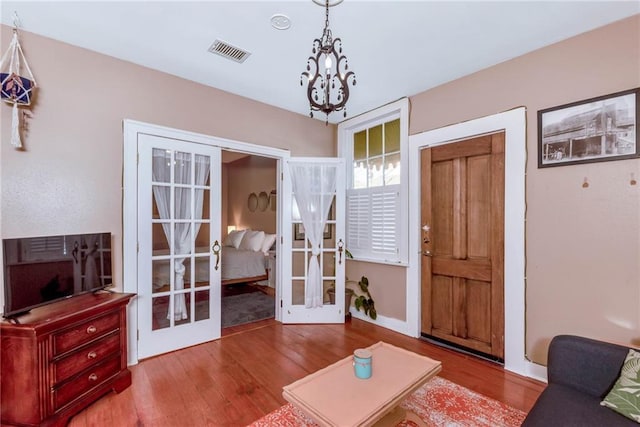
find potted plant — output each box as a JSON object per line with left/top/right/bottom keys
{"left": 326, "top": 275, "right": 377, "bottom": 321}
{"left": 352, "top": 276, "right": 377, "bottom": 320}
{"left": 326, "top": 284, "right": 356, "bottom": 320}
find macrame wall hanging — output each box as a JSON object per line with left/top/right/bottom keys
{"left": 1, "top": 13, "right": 37, "bottom": 148}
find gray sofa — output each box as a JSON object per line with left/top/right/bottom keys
{"left": 522, "top": 335, "right": 634, "bottom": 426}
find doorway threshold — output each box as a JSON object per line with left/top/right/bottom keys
{"left": 420, "top": 334, "right": 504, "bottom": 365}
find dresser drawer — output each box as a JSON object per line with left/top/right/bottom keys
{"left": 53, "top": 312, "right": 120, "bottom": 356}
{"left": 53, "top": 355, "right": 120, "bottom": 411}
{"left": 53, "top": 332, "right": 120, "bottom": 383}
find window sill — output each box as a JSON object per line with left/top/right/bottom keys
{"left": 346, "top": 257, "right": 408, "bottom": 268}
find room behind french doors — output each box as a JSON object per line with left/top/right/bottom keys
{"left": 136, "top": 133, "right": 221, "bottom": 359}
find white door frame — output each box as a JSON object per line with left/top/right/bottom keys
{"left": 407, "top": 108, "right": 542, "bottom": 379}
{"left": 123, "top": 120, "right": 290, "bottom": 365}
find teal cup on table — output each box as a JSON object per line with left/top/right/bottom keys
{"left": 353, "top": 348, "right": 372, "bottom": 379}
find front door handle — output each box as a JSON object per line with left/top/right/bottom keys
{"left": 422, "top": 250, "right": 433, "bottom": 257}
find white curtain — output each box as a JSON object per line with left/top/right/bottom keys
{"left": 289, "top": 162, "right": 338, "bottom": 308}
{"left": 152, "top": 150, "right": 210, "bottom": 321}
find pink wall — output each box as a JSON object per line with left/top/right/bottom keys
{"left": 225, "top": 155, "right": 277, "bottom": 234}
{"left": 0, "top": 27, "right": 334, "bottom": 313}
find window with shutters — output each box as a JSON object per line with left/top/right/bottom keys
{"left": 338, "top": 98, "right": 409, "bottom": 264}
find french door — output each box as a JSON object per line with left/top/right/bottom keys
{"left": 280, "top": 158, "right": 346, "bottom": 324}
{"left": 137, "top": 133, "right": 221, "bottom": 359}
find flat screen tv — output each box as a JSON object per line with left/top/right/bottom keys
{"left": 2, "top": 232, "right": 112, "bottom": 318}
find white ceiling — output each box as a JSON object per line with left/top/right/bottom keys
{"left": 1, "top": 1, "right": 638, "bottom": 124}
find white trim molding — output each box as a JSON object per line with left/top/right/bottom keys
{"left": 349, "top": 308, "right": 410, "bottom": 336}
{"left": 407, "top": 107, "right": 533, "bottom": 377}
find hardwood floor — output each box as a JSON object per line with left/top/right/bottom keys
{"left": 69, "top": 318, "right": 545, "bottom": 426}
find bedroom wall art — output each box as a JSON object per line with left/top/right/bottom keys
{"left": 257, "top": 191, "right": 269, "bottom": 211}
{"left": 247, "top": 192, "right": 258, "bottom": 212}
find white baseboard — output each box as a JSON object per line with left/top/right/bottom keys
{"left": 349, "top": 309, "right": 410, "bottom": 336}
{"left": 525, "top": 360, "right": 548, "bottom": 383}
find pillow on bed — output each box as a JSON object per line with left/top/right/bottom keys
{"left": 261, "top": 233, "right": 277, "bottom": 254}
{"left": 239, "top": 230, "right": 265, "bottom": 252}
{"left": 223, "top": 229, "right": 246, "bottom": 248}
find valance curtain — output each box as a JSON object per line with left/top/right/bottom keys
{"left": 152, "top": 150, "right": 210, "bottom": 321}
{"left": 289, "top": 162, "right": 338, "bottom": 308}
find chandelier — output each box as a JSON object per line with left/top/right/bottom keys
{"left": 300, "top": 0, "right": 356, "bottom": 123}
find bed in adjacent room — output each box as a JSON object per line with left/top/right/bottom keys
{"left": 152, "top": 229, "right": 277, "bottom": 289}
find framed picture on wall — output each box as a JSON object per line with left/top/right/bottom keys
{"left": 294, "top": 223, "right": 331, "bottom": 241}
{"left": 538, "top": 87, "right": 639, "bottom": 168}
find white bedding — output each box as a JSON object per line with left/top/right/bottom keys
{"left": 220, "top": 246, "right": 268, "bottom": 281}
{"left": 152, "top": 246, "right": 267, "bottom": 288}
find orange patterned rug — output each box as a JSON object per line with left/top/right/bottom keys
{"left": 249, "top": 376, "right": 526, "bottom": 427}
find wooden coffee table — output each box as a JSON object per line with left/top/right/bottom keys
{"left": 282, "top": 341, "right": 442, "bottom": 427}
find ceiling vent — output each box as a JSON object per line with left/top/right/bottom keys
{"left": 208, "top": 39, "right": 251, "bottom": 63}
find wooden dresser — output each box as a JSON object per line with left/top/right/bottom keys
{"left": 1, "top": 292, "right": 135, "bottom": 427}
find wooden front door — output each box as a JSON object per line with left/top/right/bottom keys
{"left": 420, "top": 132, "right": 505, "bottom": 360}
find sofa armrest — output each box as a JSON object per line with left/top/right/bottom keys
{"left": 547, "top": 335, "right": 629, "bottom": 398}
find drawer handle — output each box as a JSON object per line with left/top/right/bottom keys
{"left": 86, "top": 325, "right": 97, "bottom": 334}
{"left": 88, "top": 373, "right": 98, "bottom": 382}
{"left": 87, "top": 351, "right": 97, "bottom": 359}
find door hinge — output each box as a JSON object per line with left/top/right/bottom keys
{"left": 280, "top": 299, "right": 283, "bottom": 308}
{"left": 137, "top": 330, "right": 139, "bottom": 341}
{"left": 281, "top": 172, "right": 283, "bottom": 181}
{"left": 137, "top": 242, "right": 139, "bottom": 253}
{"left": 137, "top": 152, "right": 139, "bottom": 165}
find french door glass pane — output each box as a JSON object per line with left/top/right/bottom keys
{"left": 195, "top": 290, "right": 210, "bottom": 321}
{"left": 152, "top": 149, "right": 171, "bottom": 183}
{"left": 175, "top": 151, "right": 192, "bottom": 185}
{"left": 152, "top": 259, "right": 170, "bottom": 293}
{"left": 292, "top": 279, "right": 305, "bottom": 305}
{"left": 175, "top": 187, "right": 192, "bottom": 219}
{"left": 175, "top": 292, "right": 191, "bottom": 326}
{"left": 200, "top": 188, "right": 211, "bottom": 220}
{"left": 195, "top": 223, "right": 209, "bottom": 249}
{"left": 292, "top": 251, "right": 306, "bottom": 276}
{"left": 152, "top": 222, "right": 168, "bottom": 251}
{"left": 152, "top": 296, "right": 170, "bottom": 330}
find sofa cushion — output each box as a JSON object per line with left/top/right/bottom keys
{"left": 523, "top": 383, "right": 637, "bottom": 427}
{"left": 601, "top": 349, "right": 640, "bottom": 423}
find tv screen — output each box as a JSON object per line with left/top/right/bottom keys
{"left": 2, "top": 232, "right": 112, "bottom": 317}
